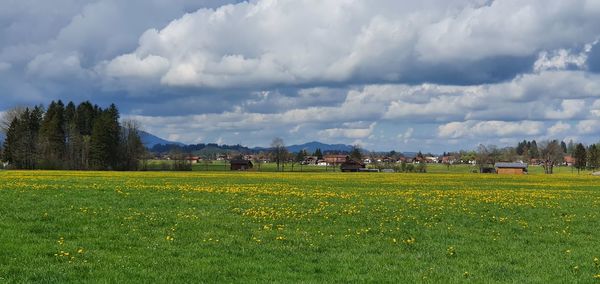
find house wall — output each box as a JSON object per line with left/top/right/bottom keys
{"left": 231, "top": 163, "right": 253, "bottom": 171}
{"left": 497, "top": 168, "right": 524, "bottom": 175}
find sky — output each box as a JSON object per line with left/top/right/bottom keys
{"left": 1, "top": 0, "right": 600, "bottom": 152}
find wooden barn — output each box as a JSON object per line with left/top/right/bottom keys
{"left": 494, "top": 162, "right": 528, "bottom": 175}
{"left": 230, "top": 159, "right": 253, "bottom": 171}
{"left": 340, "top": 158, "right": 366, "bottom": 172}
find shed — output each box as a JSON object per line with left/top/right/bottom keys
{"left": 340, "top": 159, "right": 366, "bottom": 172}
{"left": 230, "top": 159, "right": 253, "bottom": 171}
{"left": 494, "top": 162, "right": 528, "bottom": 175}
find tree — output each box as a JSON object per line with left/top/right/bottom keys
{"left": 39, "top": 101, "right": 66, "bottom": 169}
{"left": 169, "top": 148, "right": 192, "bottom": 171}
{"left": 573, "top": 143, "right": 587, "bottom": 174}
{"left": 540, "top": 140, "right": 564, "bottom": 174}
{"left": 0, "top": 106, "right": 26, "bottom": 134}
{"left": 76, "top": 101, "right": 98, "bottom": 136}
{"left": 499, "top": 147, "right": 517, "bottom": 162}
{"left": 350, "top": 145, "right": 362, "bottom": 161}
{"left": 476, "top": 144, "right": 499, "bottom": 172}
{"left": 295, "top": 150, "right": 307, "bottom": 172}
{"left": 79, "top": 102, "right": 104, "bottom": 169}
{"left": 3, "top": 101, "right": 145, "bottom": 171}
{"left": 89, "top": 105, "right": 121, "bottom": 170}
{"left": 516, "top": 140, "right": 527, "bottom": 156}
{"left": 529, "top": 140, "right": 539, "bottom": 159}
{"left": 64, "top": 102, "right": 84, "bottom": 169}
{"left": 567, "top": 140, "right": 575, "bottom": 155}
{"left": 3, "top": 108, "right": 42, "bottom": 169}
{"left": 560, "top": 141, "right": 568, "bottom": 154}
{"left": 119, "top": 119, "right": 145, "bottom": 171}
{"left": 271, "top": 137, "right": 287, "bottom": 172}
{"left": 314, "top": 148, "right": 323, "bottom": 160}
{"left": 460, "top": 151, "right": 476, "bottom": 164}
{"left": 588, "top": 144, "right": 600, "bottom": 170}
{"left": 1, "top": 117, "right": 19, "bottom": 165}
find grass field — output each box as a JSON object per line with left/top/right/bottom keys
{"left": 182, "top": 160, "right": 587, "bottom": 175}
{"left": 1, "top": 170, "right": 600, "bottom": 282}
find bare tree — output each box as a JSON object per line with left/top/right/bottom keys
{"left": 271, "top": 137, "right": 287, "bottom": 172}
{"left": 540, "top": 140, "right": 564, "bottom": 174}
{"left": 1, "top": 106, "right": 26, "bottom": 134}
{"left": 476, "top": 144, "right": 500, "bottom": 172}
{"left": 120, "top": 119, "right": 146, "bottom": 171}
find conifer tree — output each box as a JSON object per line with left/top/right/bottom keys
{"left": 314, "top": 148, "right": 323, "bottom": 160}
{"left": 89, "top": 105, "right": 121, "bottom": 170}
{"left": 588, "top": 144, "right": 600, "bottom": 170}
{"left": 39, "top": 101, "right": 66, "bottom": 168}
{"left": 573, "top": 143, "right": 587, "bottom": 173}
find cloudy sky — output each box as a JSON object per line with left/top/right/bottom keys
{"left": 2, "top": 0, "right": 600, "bottom": 152}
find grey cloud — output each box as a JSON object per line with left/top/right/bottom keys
{"left": 102, "top": 0, "right": 600, "bottom": 89}
{"left": 2, "top": 0, "right": 600, "bottom": 152}
{"left": 588, "top": 42, "right": 600, "bottom": 73}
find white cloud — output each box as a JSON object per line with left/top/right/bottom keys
{"left": 318, "top": 123, "right": 376, "bottom": 140}
{"left": 547, "top": 121, "right": 572, "bottom": 136}
{"left": 438, "top": 121, "right": 544, "bottom": 139}
{"left": 124, "top": 67, "right": 600, "bottom": 149}
{"left": 4, "top": 0, "right": 600, "bottom": 151}
{"left": 545, "top": 100, "right": 586, "bottom": 120}
{"left": 102, "top": 54, "right": 170, "bottom": 78}
{"left": 101, "top": 0, "right": 600, "bottom": 88}
{"left": 26, "top": 53, "right": 88, "bottom": 78}
{"left": 398, "top": 128, "right": 414, "bottom": 144}
{"left": 576, "top": 120, "right": 600, "bottom": 135}
{"left": 534, "top": 49, "right": 589, "bottom": 72}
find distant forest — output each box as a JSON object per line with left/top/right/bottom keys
{"left": 150, "top": 143, "right": 254, "bottom": 156}
{"left": 1, "top": 101, "right": 144, "bottom": 170}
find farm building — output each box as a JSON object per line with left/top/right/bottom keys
{"left": 324, "top": 155, "right": 348, "bottom": 165}
{"left": 494, "top": 162, "right": 528, "bottom": 175}
{"left": 230, "top": 159, "right": 253, "bottom": 171}
{"left": 185, "top": 156, "right": 200, "bottom": 164}
{"left": 340, "top": 159, "right": 366, "bottom": 172}
{"left": 563, "top": 155, "right": 575, "bottom": 166}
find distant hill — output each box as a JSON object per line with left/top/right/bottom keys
{"left": 0, "top": 130, "right": 180, "bottom": 149}
{"left": 139, "top": 131, "right": 185, "bottom": 148}
{"left": 402, "top": 152, "right": 419, "bottom": 158}
{"left": 285, "top": 141, "right": 354, "bottom": 153}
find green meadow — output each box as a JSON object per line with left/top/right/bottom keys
{"left": 1, "top": 170, "right": 599, "bottom": 282}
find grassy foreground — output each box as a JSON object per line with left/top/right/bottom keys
{"left": 1, "top": 171, "right": 600, "bottom": 282}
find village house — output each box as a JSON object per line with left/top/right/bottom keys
{"left": 530, "top": 159, "right": 542, "bottom": 165}
{"left": 425, "top": 156, "right": 439, "bottom": 163}
{"left": 185, "top": 156, "right": 201, "bottom": 164}
{"left": 381, "top": 157, "right": 395, "bottom": 163}
{"left": 495, "top": 162, "right": 528, "bottom": 175}
{"left": 324, "top": 154, "right": 348, "bottom": 165}
{"left": 340, "top": 158, "right": 366, "bottom": 172}
{"left": 441, "top": 156, "right": 457, "bottom": 164}
{"left": 563, "top": 155, "right": 575, "bottom": 166}
{"left": 302, "top": 156, "right": 319, "bottom": 165}
{"left": 230, "top": 159, "right": 253, "bottom": 171}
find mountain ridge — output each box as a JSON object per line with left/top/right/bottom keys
{"left": 285, "top": 141, "right": 354, "bottom": 153}
{"left": 139, "top": 131, "right": 185, "bottom": 148}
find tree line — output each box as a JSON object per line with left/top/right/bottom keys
{"left": 1, "top": 101, "right": 144, "bottom": 170}
{"left": 572, "top": 142, "right": 600, "bottom": 173}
